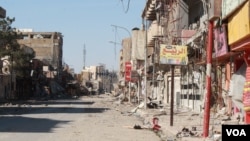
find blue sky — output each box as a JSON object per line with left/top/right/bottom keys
{"left": 1, "top": 0, "right": 146, "bottom": 73}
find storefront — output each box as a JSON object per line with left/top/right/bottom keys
{"left": 226, "top": 0, "right": 250, "bottom": 123}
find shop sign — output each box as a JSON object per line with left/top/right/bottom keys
{"left": 125, "top": 62, "right": 131, "bottom": 81}
{"left": 214, "top": 25, "right": 229, "bottom": 57}
{"left": 159, "top": 44, "right": 188, "bottom": 65}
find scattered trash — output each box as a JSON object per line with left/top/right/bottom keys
{"left": 212, "top": 134, "right": 222, "bottom": 141}
{"left": 222, "top": 116, "right": 231, "bottom": 121}
{"left": 152, "top": 117, "right": 161, "bottom": 131}
{"left": 123, "top": 124, "right": 148, "bottom": 130}
{"left": 176, "top": 127, "right": 198, "bottom": 138}
{"left": 192, "top": 126, "right": 196, "bottom": 131}
{"left": 147, "top": 102, "right": 158, "bottom": 109}
{"left": 131, "top": 102, "right": 144, "bottom": 113}
{"left": 147, "top": 97, "right": 158, "bottom": 109}
{"left": 133, "top": 124, "right": 142, "bottom": 129}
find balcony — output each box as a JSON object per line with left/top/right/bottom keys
{"left": 142, "top": 0, "right": 157, "bottom": 21}
{"left": 147, "top": 20, "right": 163, "bottom": 47}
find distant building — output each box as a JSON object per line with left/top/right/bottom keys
{"left": 17, "top": 32, "right": 63, "bottom": 75}
{"left": 120, "top": 37, "right": 131, "bottom": 79}
{"left": 0, "top": 7, "right": 6, "bottom": 18}
{"left": 15, "top": 28, "right": 33, "bottom": 32}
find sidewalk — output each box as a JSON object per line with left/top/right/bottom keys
{"left": 133, "top": 104, "right": 227, "bottom": 141}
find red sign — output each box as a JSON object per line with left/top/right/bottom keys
{"left": 125, "top": 62, "right": 131, "bottom": 81}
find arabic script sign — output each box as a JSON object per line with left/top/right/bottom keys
{"left": 159, "top": 44, "right": 188, "bottom": 65}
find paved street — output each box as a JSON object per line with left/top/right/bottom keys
{"left": 0, "top": 94, "right": 161, "bottom": 141}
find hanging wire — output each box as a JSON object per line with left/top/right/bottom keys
{"left": 112, "top": 26, "right": 123, "bottom": 44}
{"left": 114, "top": 27, "right": 117, "bottom": 60}
{"left": 120, "top": 0, "right": 131, "bottom": 13}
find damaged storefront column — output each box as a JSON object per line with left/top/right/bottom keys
{"left": 243, "top": 51, "right": 250, "bottom": 123}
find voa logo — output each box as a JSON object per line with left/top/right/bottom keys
{"left": 222, "top": 125, "right": 249, "bottom": 140}
{"left": 226, "top": 129, "right": 246, "bottom": 136}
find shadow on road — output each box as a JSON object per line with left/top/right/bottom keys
{"left": 9, "top": 100, "right": 95, "bottom": 106}
{"left": 0, "top": 107, "right": 110, "bottom": 115}
{"left": 0, "top": 116, "right": 70, "bottom": 133}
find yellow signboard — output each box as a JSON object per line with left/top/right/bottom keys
{"left": 228, "top": 1, "right": 250, "bottom": 45}
{"left": 159, "top": 44, "right": 188, "bottom": 65}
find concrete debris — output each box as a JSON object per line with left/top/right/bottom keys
{"left": 114, "top": 100, "right": 122, "bottom": 105}
{"left": 114, "top": 94, "right": 250, "bottom": 141}
{"left": 130, "top": 102, "right": 144, "bottom": 113}
{"left": 115, "top": 93, "right": 124, "bottom": 99}
{"left": 146, "top": 97, "right": 162, "bottom": 109}
{"left": 176, "top": 127, "right": 200, "bottom": 138}
{"left": 191, "top": 113, "right": 199, "bottom": 116}
{"left": 153, "top": 109, "right": 167, "bottom": 116}
{"left": 221, "top": 119, "right": 239, "bottom": 125}
{"left": 212, "top": 134, "right": 222, "bottom": 141}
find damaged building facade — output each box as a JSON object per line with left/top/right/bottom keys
{"left": 119, "top": 28, "right": 145, "bottom": 102}
{"left": 119, "top": 0, "right": 250, "bottom": 124}
{"left": 17, "top": 31, "right": 63, "bottom": 75}
{"left": 142, "top": 0, "right": 189, "bottom": 109}
{"left": 0, "top": 6, "right": 16, "bottom": 100}
{"left": 15, "top": 31, "right": 64, "bottom": 99}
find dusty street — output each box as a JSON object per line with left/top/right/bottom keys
{"left": 0, "top": 94, "right": 161, "bottom": 141}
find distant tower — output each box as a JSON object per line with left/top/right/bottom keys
{"left": 83, "top": 44, "right": 86, "bottom": 69}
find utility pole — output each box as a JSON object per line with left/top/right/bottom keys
{"left": 203, "top": 20, "right": 213, "bottom": 137}
{"left": 109, "top": 41, "right": 121, "bottom": 61}
{"left": 144, "top": 19, "right": 148, "bottom": 109}
{"left": 111, "top": 24, "right": 132, "bottom": 103}
{"left": 111, "top": 24, "right": 131, "bottom": 60}
{"left": 170, "top": 65, "right": 175, "bottom": 126}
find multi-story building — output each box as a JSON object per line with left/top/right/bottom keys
{"left": 80, "top": 65, "right": 118, "bottom": 94}
{"left": 119, "top": 28, "right": 146, "bottom": 102}
{"left": 120, "top": 37, "right": 131, "bottom": 82}
{"left": 120, "top": 29, "right": 145, "bottom": 79}
{"left": 17, "top": 31, "right": 63, "bottom": 77}
{"left": 17, "top": 31, "right": 63, "bottom": 70}
{"left": 139, "top": 0, "right": 250, "bottom": 129}
{"left": 141, "top": 0, "right": 190, "bottom": 107}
